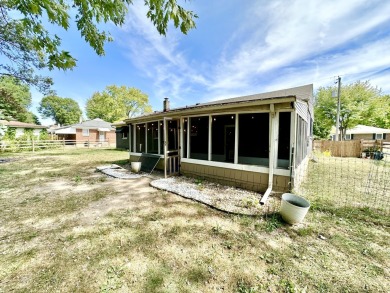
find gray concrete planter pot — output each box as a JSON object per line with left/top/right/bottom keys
{"left": 280, "top": 193, "right": 310, "bottom": 224}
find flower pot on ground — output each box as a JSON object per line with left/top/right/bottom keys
{"left": 280, "top": 193, "right": 310, "bottom": 224}
{"left": 131, "top": 162, "right": 142, "bottom": 173}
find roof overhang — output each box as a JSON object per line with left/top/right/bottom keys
{"left": 125, "top": 96, "right": 296, "bottom": 124}
{"left": 55, "top": 127, "right": 76, "bottom": 134}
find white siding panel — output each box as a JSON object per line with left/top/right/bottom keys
{"left": 295, "top": 101, "right": 309, "bottom": 122}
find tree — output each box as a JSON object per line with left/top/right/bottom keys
{"left": 314, "top": 81, "right": 382, "bottom": 139}
{"left": 86, "top": 85, "right": 152, "bottom": 122}
{"left": 38, "top": 95, "right": 82, "bottom": 125}
{"left": 0, "top": 1, "right": 197, "bottom": 93}
{"left": 0, "top": 76, "right": 39, "bottom": 123}
{"left": 368, "top": 95, "right": 390, "bottom": 129}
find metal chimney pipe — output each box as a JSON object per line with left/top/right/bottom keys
{"left": 163, "top": 98, "right": 170, "bottom": 112}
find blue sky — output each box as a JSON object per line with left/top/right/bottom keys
{"left": 31, "top": 0, "right": 390, "bottom": 125}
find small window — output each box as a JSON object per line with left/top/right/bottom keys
{"left": 82, "top": 129, "right": 89, "bottom": 137}
{"left": 375, "top": 133, "right": 383, "bottom": 140}
{"left": 345, "top": 134, "right": 351, "bottom": 140}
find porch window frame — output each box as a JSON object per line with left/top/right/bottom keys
{"left": 182, "top": 110, "right": 287, "bottom": 171}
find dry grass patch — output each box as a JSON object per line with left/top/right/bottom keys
{"left": 0, "top": 149, "right": 389, "bottom": 292}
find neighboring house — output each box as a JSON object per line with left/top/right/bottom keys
{"left": 54, "top": 118, "right": 116, "bottom": 145}
{"left": 330, "top": 125, "right": 390, "bottom": 142}
{"left": 0, "top": 120, "right": 47, "bottom": 139}
{"left": 124, "top": 84, "right": 314, "bottom": 194}
{"left": 112, "top": 121, "right": 130, "bottom": 149}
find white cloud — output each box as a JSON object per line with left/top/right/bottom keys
{"left": 114, "top": 0, "right": 390, "bottom": 107}
{"left": 210, "top": 0, "right": 390, "bottom": 92}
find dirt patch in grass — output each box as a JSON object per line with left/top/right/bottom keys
{"left": 0, "top": 149, "right": 389, "bottom": 292}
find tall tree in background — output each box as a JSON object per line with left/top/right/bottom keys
{"left": 314, "top": 80, "right": 384, "bottom": 139}
{"left": 0, "top": 1, "right": 197, "bottom": 93}
{"left": 86, "top": 85, "right": 152, "bottom": 123}
{"left": 0, "top": 76, "right": 39, "bottom": 123}
{"left": 367, "top": 95, "right": 390, "bottom": 129}
{"left": 38, "top": 95, "right": 82, "bottom": 125}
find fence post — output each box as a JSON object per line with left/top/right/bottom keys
{"left": 63, "top": 138, "right": 65, "bottom": 151}
{"left": 32, "top": 138, "right": 35, "bottom": 153}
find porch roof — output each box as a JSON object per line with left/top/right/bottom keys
{"left": 125, "top": 84, "right": 313, "bottom": 123}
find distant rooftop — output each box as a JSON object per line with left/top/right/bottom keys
{"left": 346, "top": 125, "right": 390, "bottom": 134}
{"left": 56, "top": 118, "right": 114, "bottom": 130}
{"left": 0, "top": 120, "right": 47, "bottom": 129}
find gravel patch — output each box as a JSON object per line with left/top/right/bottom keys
{"left": 151, "top": 176, "right": 280, "bottom": 216}
{"left": 96, "top": 164, "right": 143, "bottom": 179}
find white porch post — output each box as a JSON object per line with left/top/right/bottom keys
{"left": 164, "top": 118, "right": 168, "bottom": 178}
{"left": 271, "top": 111, "right": 278, "bottom": 169}
{"left": 187, "top": 118, "right": 190, "bottom": 158}
{"left": 208, "top": 115, "right": 212, "bottom": 161}
{"left": 133, "top": 124, "right": 136, "bottom": 152}
{"left": 180, "top": 118, "right": 184, "bottom": 158}
{"left": 234, "top": 113, "right": 239, "bottom": 164}
{"left": 127, "top": 125, "right": 133, "bottom": 153}
{"left": 158, "top": 120, "right": 161, "bottom": 155}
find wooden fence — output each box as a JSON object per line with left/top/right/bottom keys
{"left": 0, "top": 139, "right": 114, "bottom": 153}
{"left": 313, "top": 139, "right": 389, "bottom": 157}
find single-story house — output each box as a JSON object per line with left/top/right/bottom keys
{"left": 330, "top": 125, "right": 390, "bottom": 142}
{"left": 112, "top": 121, "right": 129, "bottom": 149}
{"left": 0, "top": 120, "right": 47, "bottom": 139}
{"left": 54, "top": 118, "right": 116, "bottom": 145}
{"left": 124, "top": 84, "right": 314, "bottom": 196}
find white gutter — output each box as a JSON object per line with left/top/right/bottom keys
{"left": 260, "top": 104, "right": 276, "bottom": 205}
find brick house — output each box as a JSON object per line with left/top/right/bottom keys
{"left": 55, "top": 118, "right": 116, "bottom": 146}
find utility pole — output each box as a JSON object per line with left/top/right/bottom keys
{"left": 335, "top": 76, "right": 341, "bottom": 141}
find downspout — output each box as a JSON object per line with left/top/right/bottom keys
{"left": 260, "top": 104, "right": 276, "bottom": 205}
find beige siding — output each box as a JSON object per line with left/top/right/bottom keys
{"left": 131, "top": 155, "right": 290, "bottom": 192}
{"left": 180, "top": 162, "right": 289, "bottom": 193}
{"left": 353, "top": 134, "right": 373, "bottom": 140}
{"left": 352, "top": 133, "right": 390, "bottom": 142}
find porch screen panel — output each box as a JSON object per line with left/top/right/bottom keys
{"left": 277, "top": 112, "right": 291, "bottom": 169}
{"left": 211, "top": 114, "right": 236, "bottom": 163}
{"left": 182, "top": 119, "right": 188, "bottom": 158}
{"left": 146, "top": 121, "right": 158, "bottom": 154}
{"left": 167, "top": 120, "right": 178, "bottom": 151}
{"left": 159, "top": 121, "right": 164, "bottom": 154}
{"left": 189, "top": 116, "right": 209, "bottom": 160}
{"left": 295, "top": 116, "right": 308, "bottom": 167}
{"left": 135, "top": 123, "right": 146, "bottom": 153}
{"left": 238, "top": 113, "right": 269, "bottom": 166}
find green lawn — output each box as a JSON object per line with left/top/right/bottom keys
{"left": 0, "top": 149, "right": 389, "bottom": 292}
